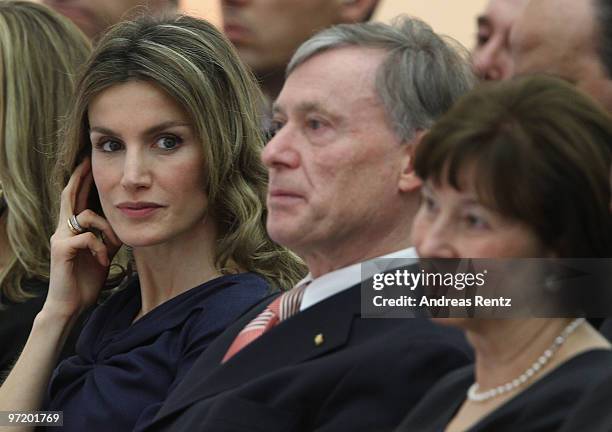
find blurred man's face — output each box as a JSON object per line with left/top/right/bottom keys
{"left": 511, "top": 0, "right": 612, "bottom": 111}
{"left": 472, "top": 0, "right": 529, "bottom": 81}
{"left": 43, "top": 0, "right": 175, "bottom": 39}
{"left": 221, "top": 0, "right": 344, "bottom": 77}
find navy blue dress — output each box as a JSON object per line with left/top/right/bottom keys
{"left": 395, "top": 349, "right": 612, "bottom": 432}
{"left": 0, "top": 279, "right": 83, "bottom": 376}
{"left": 43, "top": 273, "right": 270, "bottom": 432}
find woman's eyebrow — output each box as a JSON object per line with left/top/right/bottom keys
{"left": 89, "top": 121, "right": 192, "bottom": 137}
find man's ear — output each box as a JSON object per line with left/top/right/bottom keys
{"left": 336, "top": 0, "right": 380, "bottom": 23}
{"left": 398, "top": 130, "right": 427, "bottom": 193}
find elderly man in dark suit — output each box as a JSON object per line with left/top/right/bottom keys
{"left": 141, "top": 17, "right": 476, "bottom": 432}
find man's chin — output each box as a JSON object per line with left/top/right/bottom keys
{"left": 266, "top": 223, "right": 303, "bottom": 249}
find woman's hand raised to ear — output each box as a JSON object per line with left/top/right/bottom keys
{"left": 0, "top": 158, "right": 123, "bottom": 424}
{"left": 45, "top": 157, "right": 123, "bottom": 319}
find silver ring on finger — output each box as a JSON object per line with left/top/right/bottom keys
{"left": 67, "top": 214, "right": 86, "bottom": 235}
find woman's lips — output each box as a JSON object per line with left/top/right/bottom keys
{"left": 116, "top": 203, "right": 164, "bottom": 218}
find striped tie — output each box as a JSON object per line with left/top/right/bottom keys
{"left": 222, "top": 282, "right": 309, "bottom": 363}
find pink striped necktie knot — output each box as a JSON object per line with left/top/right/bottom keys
{"left": 222, "top": 281, "right": 309, "bottom": 363}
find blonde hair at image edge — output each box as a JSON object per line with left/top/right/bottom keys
{"left": 0, "top": 1, "right": 91, "bottom": 303}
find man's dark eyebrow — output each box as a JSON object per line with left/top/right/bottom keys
{"left": 477, "top": 15, "right": 490, "bottom": 27}
{"left": 89, "top": 121, "right": 192, "bottom": 136}
{"left": 271, "top": 103, "right": 284, "bottom": 116}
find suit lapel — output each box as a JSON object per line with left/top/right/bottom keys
{"left": 161, "top": 284, "right": 361, "bottom": 417}
{"left": 185, "top": 293, "right": 278, "bottom": 378}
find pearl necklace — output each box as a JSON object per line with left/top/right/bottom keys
{"left": 467, "top": 318, "right": 585, "bottom": 402}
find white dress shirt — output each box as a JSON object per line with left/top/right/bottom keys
{"left": 299, "top": 247, "right": 418, "bottom": 311}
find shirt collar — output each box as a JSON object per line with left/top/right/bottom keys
{"left": 299, "top": 247, "right": 418, "bottom": 311}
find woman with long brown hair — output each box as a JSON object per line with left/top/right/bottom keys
{"left": 0, "top": 14, "right": 305, "bottom": 432}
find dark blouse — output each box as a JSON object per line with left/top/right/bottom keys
{"left": 396, "top": 349, "right": 612, "bottom": 432}
{"left": 598, "top": 318, "right": 612, "bottom": 341}
{"left": 558, "top": 369, "right": 612, "bottom": 432}
{"left": 43, "top": 273, "right": 270, "bottom": 432}
{"left": 0, "top": 280, "right": 81, "bottom": 376}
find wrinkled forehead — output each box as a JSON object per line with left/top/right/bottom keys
{"left": 276, "top": 47, "right": 387, "bottom": 114}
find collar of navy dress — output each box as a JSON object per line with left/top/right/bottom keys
{"left": 42, "top": 272, "right": 271, "bottom": 432}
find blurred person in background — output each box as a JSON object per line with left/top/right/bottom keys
{"left": 396, "top": 76, "right": 612, "bottom": 432}
{"left": 0, "top": 0, "right": 90, "bottom": 376}
{"left": 511, "top": 0, "right": 612, "bottom": 112}
{"left": 472, "top": 0, "right": 529, "bottom": 80}
{"left": 544, "top": 4, "right": 612, "bottom": 429}
{"left": 0, "top": 14, "right": 305, "bottom": 432}
{"left": 511, "top": 0, "right": 612, "bottom": 341}
{"left": 513, "top": 9, "right": 612, "bottom": 429}
{"left": 220, "top": 0, "right": 380, "bottom": 124}
{"left": 42, "top": 0, "right": 178, "bottom": 39}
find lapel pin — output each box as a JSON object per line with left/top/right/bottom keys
{"left": 314, "top": 333, "right": 324, "bottom": 346}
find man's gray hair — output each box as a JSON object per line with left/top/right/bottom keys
{"left": 287, "top": 16, "right": 475, "bottom": 141}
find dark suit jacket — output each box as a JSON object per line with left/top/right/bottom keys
{"left": 141, "top": 283, "right": 472, "bottom": 432}
{"left": 559, "top": 367, "right": 612, "bottom": 432}
{"left": 598, "top": 318, "right": 612, "bottom": 341}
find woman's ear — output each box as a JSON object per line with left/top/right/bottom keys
{"left": 398, "top": 130, "right": 426, "bottom": 193}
